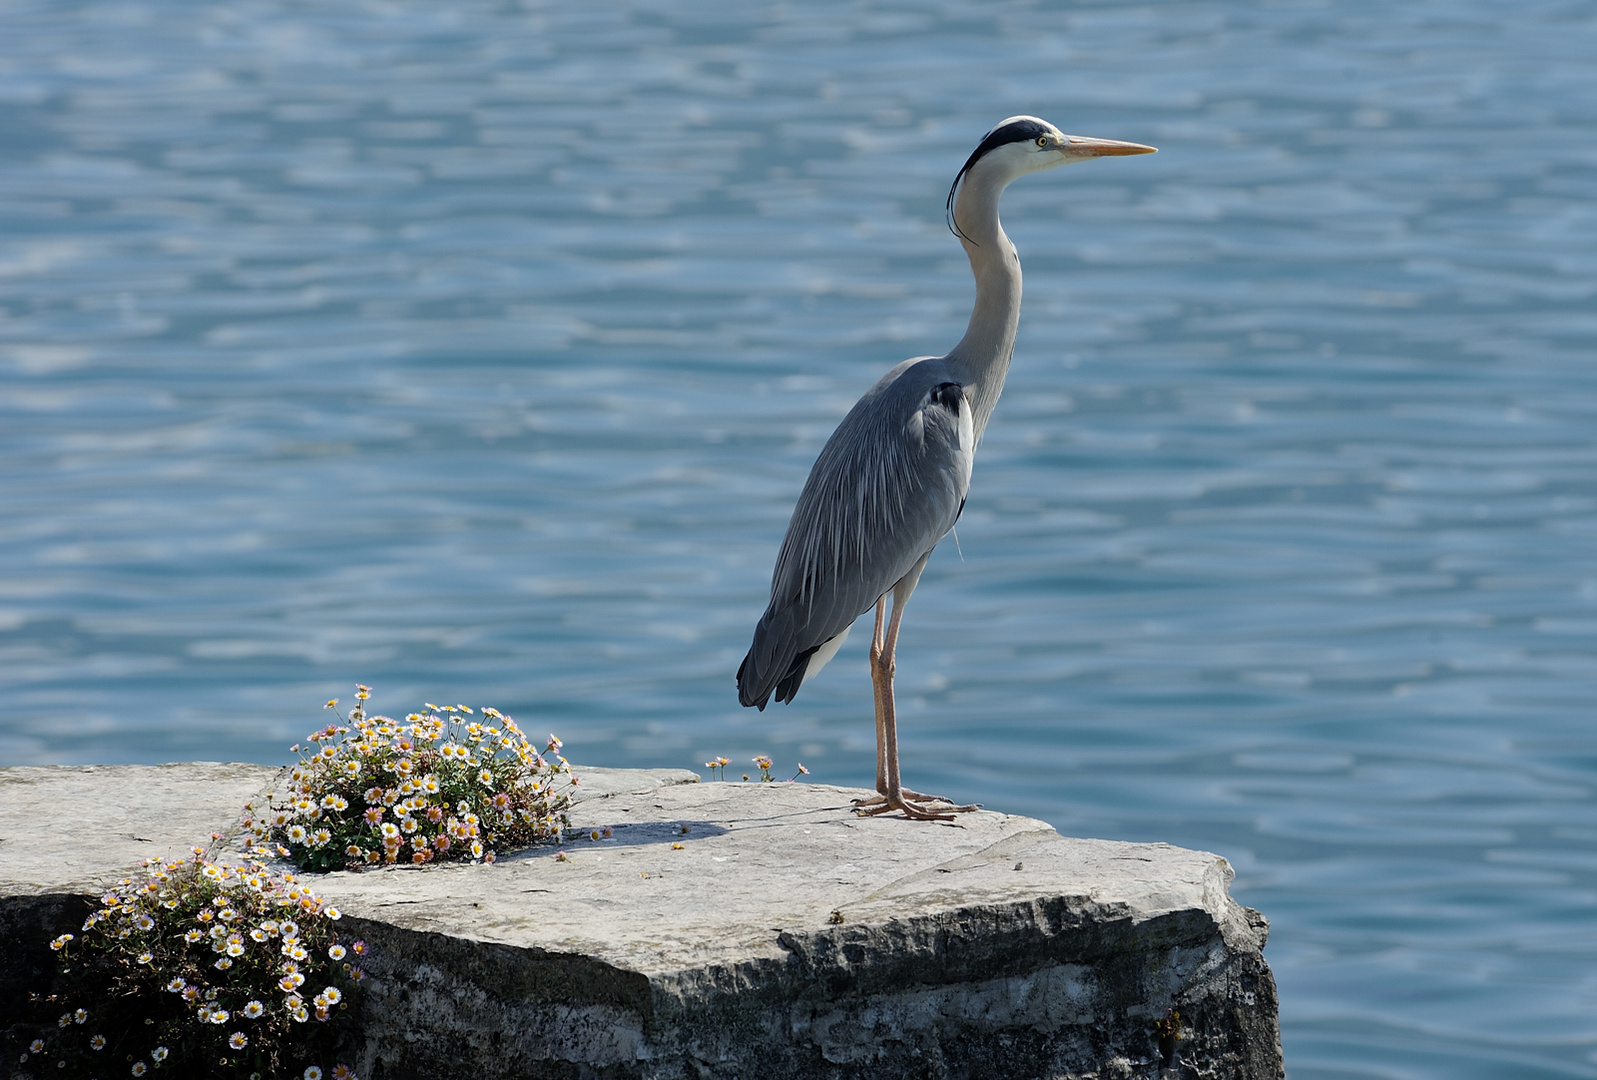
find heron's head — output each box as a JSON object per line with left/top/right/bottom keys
{"left": 946, "top": 116, "right": 1155, "bottom": 237}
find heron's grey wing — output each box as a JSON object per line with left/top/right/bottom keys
{"left": 738, "top": 358, "right": 974, "bottom": 708}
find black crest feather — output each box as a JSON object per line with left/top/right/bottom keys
{"left": 945, "top": 118, "right": 1051, "bottom": 244}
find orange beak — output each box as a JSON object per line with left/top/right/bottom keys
{"left": 1062, "top": 136, "right": 1157, "bottom": 157}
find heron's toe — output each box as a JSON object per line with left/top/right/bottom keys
{"left": 856, "top": 798, "right": 955, "bottom": 822}
{"left": 899, "top": 788, "right": 963, "bottom": 805}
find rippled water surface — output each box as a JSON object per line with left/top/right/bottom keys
{"left": 4, "top": 1, "right": 1596, "bottom": 1075}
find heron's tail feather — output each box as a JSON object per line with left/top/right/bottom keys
{"left": 773, "top": 645, "right": 819, "bottom": 705}
{"left": 735, "top": 652, "right": 768, "bottom": 711}
{"left": 737, "top": 607, "right": 812, "bottom": 710}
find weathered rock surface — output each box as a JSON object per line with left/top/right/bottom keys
{"left": 0, "top": 764, "right": 1283, "bottom": 1079}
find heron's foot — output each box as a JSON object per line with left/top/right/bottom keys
{"left": 852, "top": 788, "right": 980, "bottom": 810}
{"left": 852, "top": 792, "right": 981, "bottom": 821}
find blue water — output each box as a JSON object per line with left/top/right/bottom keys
{"left": 3, "top": 0, "right": 1595, "bottom": 1075}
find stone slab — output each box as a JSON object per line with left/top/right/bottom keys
{"left": 0, "top": 762, "right": 696, "bottom": 893}
{"left": 0, "top": 764, "right": 1283, "bottom": 1079}
{"left": 0, "top": 762, "right": 694, "bottom": 1041}
{"left": 0, "top": 762, "right": 278, "bottom": 895}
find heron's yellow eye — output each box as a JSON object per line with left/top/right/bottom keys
{"left": 1036, "top": 136, "right": 1047, "bottom": 147}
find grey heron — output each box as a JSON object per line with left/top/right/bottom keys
{"left": 737, "top": 117, "right": 1156, "bottom": 820}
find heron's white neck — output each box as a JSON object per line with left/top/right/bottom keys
{"left": 947, "top": 167, "right": 1023, "bottom": 442}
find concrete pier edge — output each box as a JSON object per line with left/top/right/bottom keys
{"left": 2, "top": 764, "right": 1284, "bottom": 1079}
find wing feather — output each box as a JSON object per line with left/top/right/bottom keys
{"left": 738, "top": 358, "right": 973, "bottom": 708}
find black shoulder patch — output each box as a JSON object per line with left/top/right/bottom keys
{"left": 929, "top": 381, "right": 963, "bottom": 410}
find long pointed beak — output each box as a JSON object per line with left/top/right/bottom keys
{"left": 1063, "top": 136, "right": 1157, "bottom": 157}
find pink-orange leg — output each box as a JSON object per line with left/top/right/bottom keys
{"left": 852, "top": 591, "right": 980, "bottom": 821}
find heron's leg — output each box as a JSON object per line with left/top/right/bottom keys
{"left": 877, "top": 589, "right": 928, "bottom": 814}
{"left": 870, "top": 595, "right": 888, "bottom": 795}
{"left": 855, "top": 564, "right": 980, "bottom": 820}
{"left": 855, "top": 595, "right": 905, "bottom": 809}
{"left": 858, "top": 593, "right": 947, "bottom": 805}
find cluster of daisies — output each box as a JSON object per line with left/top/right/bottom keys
{"left": 23, "top": 845, "right": 361, "bottom": 1079}
{"left": 247, "top": 686, "right": 578, "bottom": 873}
